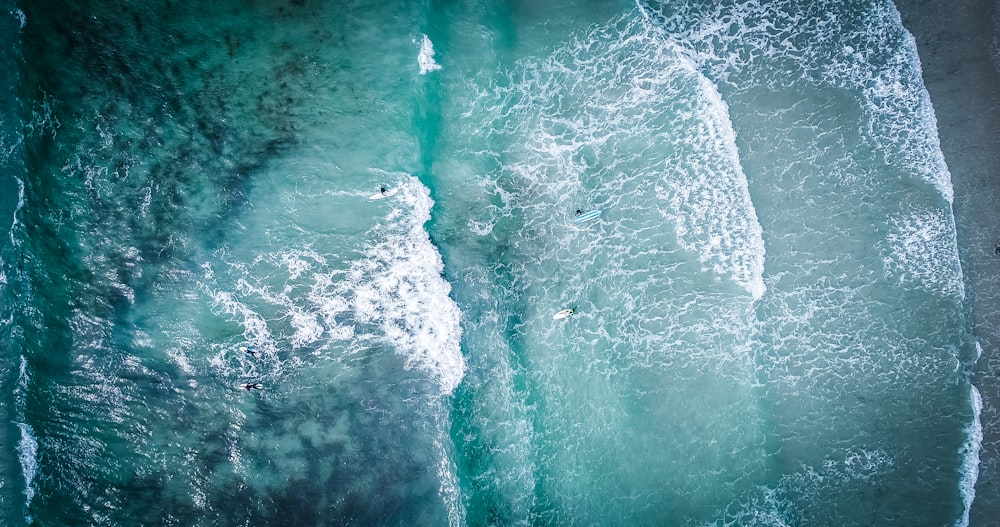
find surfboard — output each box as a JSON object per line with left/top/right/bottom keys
{"left": 574, "top": 209, "right": 601, "bottom": 224}
{"left": 553, "top": 309, "right": 574, "bottom": 320}
{"left": 369, "top": 188, "right": 398, "bottom": 200}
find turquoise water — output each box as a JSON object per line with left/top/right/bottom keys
{"left": 0, "top": 0, "right": 981, "bottom": 525}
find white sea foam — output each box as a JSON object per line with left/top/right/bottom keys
{"left": 13, "top": 355, "right": 37, "bottom": 516}
{"left": 881, "top": 204, "right": 965, "bottom": 298}
{"left": 280, "top": 250, "right": 322, "bottom": 280}
{"left": 956, "top": 385, "right": 983, "bottom": 527}
{"left": 853, "top": 8, "right": 955, "bottom": 203}
{"left": 676, "top": 71, "right": 766, "bottom": 300}
{"left": 16, "top": 422, "right": 37, "bottom": 504}
{"left": 205, "top": 177, "right": 464, "bottom": 394}
{"left": 12, "top": 8, "right": 25, "bottom": 30}
{"left": 345, "top": 178, "right": 464, "bottom": 393}
{"left": 475, "top": 15, "right": 766, "bottom": 299}
{"left": 641, "top": 0, "right": 956, "bottom": 203}
{"left": 715, "top": 486, "right": 792, "bottom": 527}
{"left": 4, "top": 176, "right": 25, "bottom": 253}
{"left": 24, "top": 92, "right": 60, "bottom": 140}
{"left": 418, "top": 34, "right": 442, "bottom": 75}
{"left": 13, "top": 358, "right": 38, "bottom": 518}
{"left": 209, "top": 289, "right": 276, "bottom": 348}
{"left": 434, "top": 438, "right": 465, "bottom": 527}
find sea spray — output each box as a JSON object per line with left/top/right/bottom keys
{"left": 13, "top": 356, "right": 35, "bottom": 524}
{"left": 419, "top": 34, "right": 443, "bottom": 75}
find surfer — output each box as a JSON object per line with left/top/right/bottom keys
{"left": 241, "top": 383, "right": 262, "bottom": 391}
{"left": 575, "top": 209, "right": 582, "bottom": 217}
{"left": 379, "top": 186, "right": 388, "bottom": 196}
{"left": 553, "top": 308, "right": 574, "bottom": 320}
{"left": 242, "top": 345, "right": 257, "bottom": 358}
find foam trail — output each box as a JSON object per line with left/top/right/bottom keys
{"left": 957, "top": 384, "right": 983, "bottom": 527}
{"left": 13, "top": 356, "right": 35, "bottom": 522}
{"left": 16, "top": 423, "right": 36, "bottom": 505}
{"left": 639, "top": 0, "right": 955, "bottom": 203}
{"left": 434, "top": 437, "right": 465, "bottom": 527}
{"left": 681, "top": 69, "right": 765, "bottom": 300}
{"left": 475, "top": 14, "right": 766, "bottom": 299}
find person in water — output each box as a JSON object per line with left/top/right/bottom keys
{"left": 379, "top": 186, "right": 388, "bottom": 195}
{"left": 243, "top": 345, "right": 256, "bottom": 358}
{"left": 241, "top": 383, "right": 262, "bottom": 391}
{"left": 575, "top": 209, "right": 583, "bottom": 217}
{"left": 555, "top": 308, "right": 574, "bottom": 318}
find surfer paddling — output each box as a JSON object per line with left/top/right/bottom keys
{"left": 369, "top": 186, "right": 397, "bottom": 200}
{"left": 241, "top": 383, "right": 262, "bottom": 391}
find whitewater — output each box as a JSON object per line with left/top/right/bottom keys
{"left": 0, "top": 0, "right": 985, "bottom": 525}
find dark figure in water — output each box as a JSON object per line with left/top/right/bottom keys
{"left": 243, "top": 345, "right": 256, "bottom": 358}
{"left": 575, "top": 209, "right": 582, "bottom": 217}
{"left": 380, "top": 186, "right": 388, "bottom": 195}
{"left": 994, "top": 243, "right": 1000, "bottom": 255}
{"left": 241, "top": 383, "right": 262, "bottom": 391}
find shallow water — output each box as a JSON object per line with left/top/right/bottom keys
{"left": 0, "top": 0, "right": 980, "bottom": 525}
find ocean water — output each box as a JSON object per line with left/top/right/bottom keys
{"left": 0, "top": 0, "right": 981, "bottom": 525}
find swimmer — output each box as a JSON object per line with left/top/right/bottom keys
{"left": 575, "top": 209, "right": 583, "bottom": 217}
{"left": 241, "top": 383, "right": 262, "bottom": 391}
{"left": 994, "top": 243, "right": 1000, "bottom": 255}
{"left": 241, "top": 345, "right": 257, "bottom": 358}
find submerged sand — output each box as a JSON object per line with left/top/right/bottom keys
{"left": 895, "top": 0, "right": 1000, "bottom": 522}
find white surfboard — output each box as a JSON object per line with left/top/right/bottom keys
{"left": 553, "top": 309, "right": 574, "bottom": 320}
{"left": 369, "top": 188, "right": 398, "bottom": 200}
{"left": 574, "top": 209, "right": 601, "bottom": 224}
